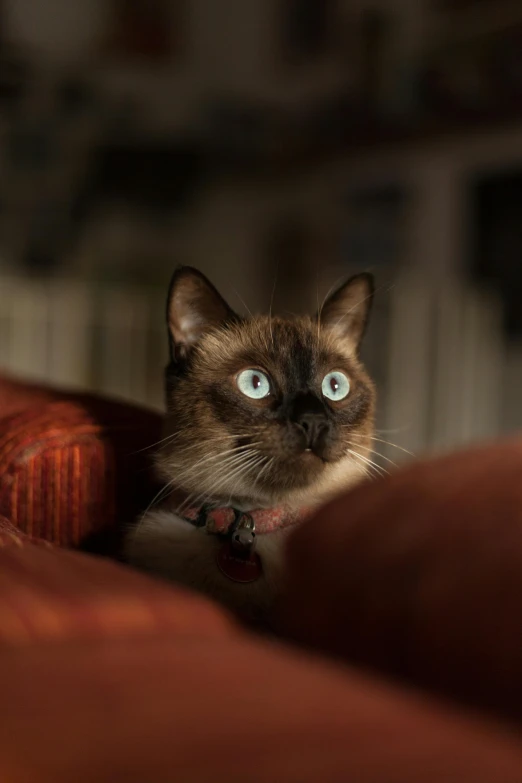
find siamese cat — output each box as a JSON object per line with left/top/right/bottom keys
{"left": 125, "top": 266, "right": 376, "bottom": 624}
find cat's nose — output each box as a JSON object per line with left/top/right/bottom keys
{"left": 295, "top": 411, "right": 330, "bottom": 451}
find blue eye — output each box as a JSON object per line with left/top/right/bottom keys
{"left": 237, "top": 369, "right": 271, "bottom": 399}
{"left": 322, "top": 371, "right": 350, "bottom": 401}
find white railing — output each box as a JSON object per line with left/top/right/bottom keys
{"left": 374, "top": 273, "right": 505, "bottom": 460}
{"left": 0, "top": 273, "right": 511, "bottom": 461}
{"left": 0, "top": 277, "right": 166, "bottom": 410}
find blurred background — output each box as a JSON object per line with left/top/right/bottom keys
{"left": 0, "top": 0, "right": 521, "bottom": 465}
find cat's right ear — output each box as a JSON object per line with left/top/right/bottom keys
{"left": 316, "top": 272, "right": 374, "bottom": 353}
{"left": 166, "top": 267, "right": 238, "bottom": 361}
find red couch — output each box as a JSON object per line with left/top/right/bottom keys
{"left": 1, "top": 374, "right": 522, "bottom": 782}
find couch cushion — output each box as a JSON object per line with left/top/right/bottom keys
{"left": 280, "top": 435, "right": 522, "bottom": 724}
{"left": 0, "top": 514, "right": 53, "bottom": 549}
{"left": 0, "top": 520, "right": 235, "bottom": 647}
{"left": 1, "top": 633, "right": 522, "bottom": 783}
{"left": 0, "top": 375, "right": 69, "bottom": 417}
{"left": 0, "top": 376, "right": 161, "bottom": 548}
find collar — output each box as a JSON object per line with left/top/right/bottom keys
{"left": 182, "top": 504, "right": 307, "bottom": 537}
{"left": 181, "top": 504, "right": 311, "bottom": 584}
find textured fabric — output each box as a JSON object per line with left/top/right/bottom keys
{"left": 0, "top": 515, "right": 53, "bottom": 549}
{"left": 281, "top": 434, "right": 522, "bottom": 724}
{"left": 2, "top": 635, "right": 522, "bottom": 783}
{"left": 0, "top": 376, "right": 161, "bottom": 549}
{"left": 0, "top": 535, "right": 235, "bottom": 647}
{"left": 4, "top": 372, "right": 522, "bottom": 783}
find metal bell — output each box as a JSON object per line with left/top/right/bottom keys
{"left": 231, "top": 514, "right": 256, "bottom": 553}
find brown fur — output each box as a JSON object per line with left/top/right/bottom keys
{"left": 125, "top": 267, "right": 376, "bottom": 623}
{"left": 158, "top": 315, "right": 375, "bottom": 509}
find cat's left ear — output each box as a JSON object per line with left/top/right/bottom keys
{"left": 317, "top": 273, "right": 374, "bottom": 352}
{"left": 166, "top": 266, "right": 238, "bottom": 361}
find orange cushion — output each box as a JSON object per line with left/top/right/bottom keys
{"left": 1, "top": 632, "right": 522, "bottom": 782}
{"left": 0, "top": 375, "right": 70, "bottom": 417}
{"left": 0, "top": 376, "right": 161, "bottom": 549}
{"left": 280, "top": 435, "right": 522, "bottom": 724}
{"left": 0, "top": 517, "right": 235, "bottom": 647}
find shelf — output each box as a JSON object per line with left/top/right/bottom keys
{"left": 432, "top": 0, "right": 522, "bottom": 47}
{"left": 215, "top": 106, "right": 522, "bottom": 183}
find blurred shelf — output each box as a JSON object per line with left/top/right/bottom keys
{"left": 216, "top": 106, "right": 522, "bottom": 183}
{"left": 432, "top": 0, "right": 522, "bottom": 46}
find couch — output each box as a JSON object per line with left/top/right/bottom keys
{"left": 1, "top": 374, "right": 522, "bottom": 782}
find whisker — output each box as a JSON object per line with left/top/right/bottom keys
{"left": 252, "top": 456, "right": 275, "bottom": 492}
{"left": 173, "top": 450, "right": 262, "bottom": 513}
{"left": 166, "top": 454, "right": 258, "bottom": 515}
{"left": 132, "top": 431, "right": 247, "bottom": 457}
{"left": 175, "top": 453, "right": 260, "bottom": 515}
{"left": 171, "top": 448, "right": 262, "bottom": 503}
{"left": 371, "top": 451, "right": 398, "bottom": 469}
{"left": 351, "top": 456, "right": 382, "bottom": 481}
{"left": 131, "top": 430, "right": 185, "bottom": 455}
{"left": 350, "top": 443, "right": 398, "bottom": 470}
{"left": 375, "top": 426, "right": 412, "bottom": 435}
{"left": 132, "top": 477, "right": 178, "bottom": 538}
{"left": 225, "top": 454, "right": 269, "bottom": 505}
{"left": 233, "top": 288, "right": 254, "bottom": 318}
{"left": 345, "top": 447, "right": 388, "bottom": 479}
{"left": 143, "top": 481, "right": 176, "bottom": 516}
{"left": 356, "top": 451, "right": 390, "bottom": 477}
{"left": 268, "top": 268, "right": 279, "bottom": 349}
{"left": 370, "top": 438, "right": 415, "bottom": 459}
{"left": 178, "top": 452, "right": 265, "bottom": 514}
{"left": 160, "top": 433, "right": 252, "bottom": 453}
{"left": 347, "top": 432, "right": 415, "bottom": 458}
{"left": 256, "top": 455, "right": 274, "bottom": 483}
{"left": 169, "top": 442, "right": 264, "bottom": 476}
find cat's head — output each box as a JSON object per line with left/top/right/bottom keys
{"left": 157, "top": 266, "right": 376, "bottom": 510}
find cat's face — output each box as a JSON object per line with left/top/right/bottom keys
{"left": 157, "top": 267, "right": 376, "bottom": 510}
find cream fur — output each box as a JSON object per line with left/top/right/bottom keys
{"left": 124, "top": 510, "right": 290, "bottom": 621}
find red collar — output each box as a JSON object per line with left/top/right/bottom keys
{"left": 182, "top": 505, "right": 308, "bottom": 536}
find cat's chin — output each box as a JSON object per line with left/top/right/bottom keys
{"left": 274, "top": 449, "right": 330, "bottom": 482}
{"left": 233, "top": 452, "right": 367, "bottom": 510}
{"left": 248, "top": 452, "right": 354, "bottom": 501}
{"left": 300, "top": 449, "right": 330, "bottom": 468}
{"left": 271, "top": 452, "right": 370, "bottom": 507}
{"left": 184, "top": 466, "right": 326, "bottom": 511}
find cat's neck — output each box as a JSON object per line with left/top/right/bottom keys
{"left": 161, "top": 484, "right": 275, "bottom": 514}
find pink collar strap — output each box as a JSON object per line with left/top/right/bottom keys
{"left": 182, "top": 504, "right": 310, "bottom": 585}
{"left": 182, "top": 505, "right": 307, "bottom": 536}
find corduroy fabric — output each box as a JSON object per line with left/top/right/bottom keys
{"left": 0, "top": 515, "right": 52, "bottom": 549}
{"left": 0, "top": 377, "right": 161, "bottom": 549}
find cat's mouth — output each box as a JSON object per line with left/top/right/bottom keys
{"left": 303, "top": 447, "right": 329, "bottom": 463}
{"left": 261, "top": 447, "right": 331, "bottom": 490}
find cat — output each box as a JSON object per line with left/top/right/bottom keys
{"left": 124, "top": 266, "right": 376, "bottom": 625}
